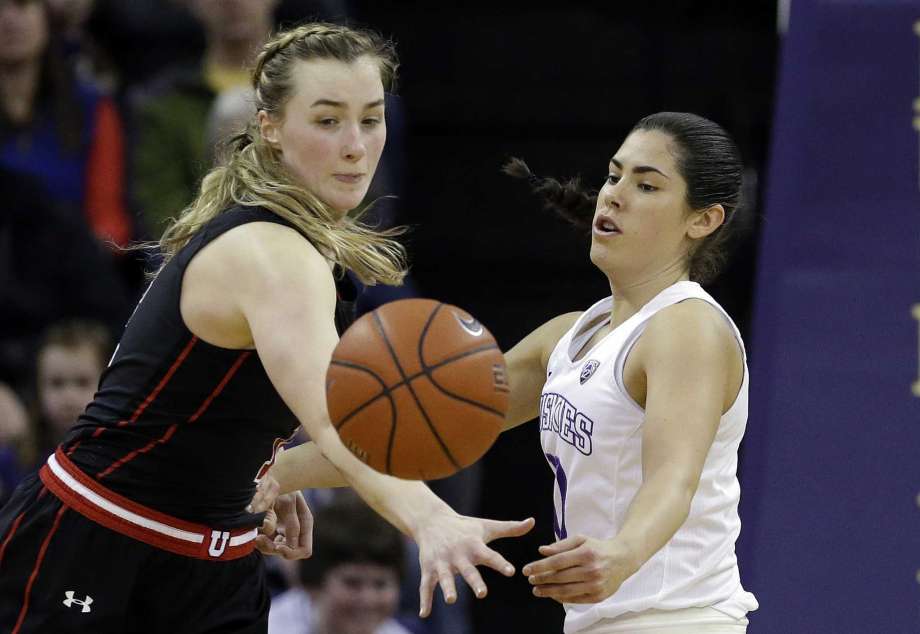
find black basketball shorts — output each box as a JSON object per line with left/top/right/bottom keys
{"left": 0, "top": 467, "right": 269, "bottom": 633}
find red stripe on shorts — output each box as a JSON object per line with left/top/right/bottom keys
{"left": 11, "top": 505, "right": 67, "bottom": 634}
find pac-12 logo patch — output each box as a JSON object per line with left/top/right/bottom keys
{"left": 579, "top": 360, "right": 600, "bottom": 384}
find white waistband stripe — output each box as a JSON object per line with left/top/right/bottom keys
{"left": 229, "top": 530, "right": 259, "bottom": 546}
{"left": 48, "top": 454, "right": 204, "bottom": 544}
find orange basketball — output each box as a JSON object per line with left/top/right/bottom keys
{"left": 326, "top": 298, "right": 509, "bottom": 480}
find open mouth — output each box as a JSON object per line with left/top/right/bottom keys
{"left": 333, "top": 173, "right": 364, "bottom": 184}
{"left": 593, "top": 215, "right": 621, "bottom": 236}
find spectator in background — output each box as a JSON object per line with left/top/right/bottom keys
{"left": 203, "top": 83, "right": 256, "bottom": 166}
{"left": 29, "top": 319, "right": 111, "bottom": 463}
{"left": 0, "top": 383, "right": 28, "bottom": 506}
{"left": 45, "top": 0, "right": 117, "bottom": 91}
{"left": 0, "top": 320, "right": 109, "bottom": 505}
{"left": 269, "top": 493, "right": 412, "bottom": 634}
{"left": 0, "top": 0, "right": 132, "bottom": 250}
{"left": 131, "top": 0, "right": 278, "bottom": 236}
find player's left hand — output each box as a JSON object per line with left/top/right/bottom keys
{"left": 255, "top": 490, "right": 313, "bottom": 560}
{"left": 522, "top": 535, "right": 638, "bottom": 604}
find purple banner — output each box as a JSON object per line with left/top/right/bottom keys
{"left": 738, "top": 1, "right": 920, "bottom": 632}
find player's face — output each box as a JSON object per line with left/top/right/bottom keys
{"left": 260, "top": 56, "right": 386, "bottom": 217}
{"left": 0, "top": 0, "right": 47, "bottom": 65}
{"left": 38, "top": 345, "right": 102, "bottom": 436}
{"left": 314, "top": 562, "right": 400, "bottom": 634}
{"left": 590, "top": 129, "right": 695, "bottom": 281}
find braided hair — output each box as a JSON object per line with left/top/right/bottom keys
{"left": 504, "top": 113, "right": 744, "bottom": 284}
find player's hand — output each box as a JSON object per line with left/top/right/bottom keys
{"left": 522, "top": 535, "right": 638, "bottom": 604}
{"left": 414, "top": 512, "right": 535, "bottom": 618}
{"left": 247, "top": 473, "right": 280, "bottom": 514}
{"left": 255, "top": 490, "right": 313, "bottom": 560}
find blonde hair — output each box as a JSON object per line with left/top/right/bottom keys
{"left": 158, "top": 22, "right": 406, "bottom": 285}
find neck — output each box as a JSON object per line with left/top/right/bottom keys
{"left": 0, "top": 59, "right": 40, "bottom": 124}
{"left": 205, "top": 28, "right": 269, "bottom": 70}
{"left": 607, "top": 257, "right": 689, "bottom": 328}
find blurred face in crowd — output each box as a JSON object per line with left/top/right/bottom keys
{"left": 590, "top": 129, "right": 700, "bottom": 282}
{"left": 259, "top": 56, "right": 387, "bottom": 216}
{"left": 38, "top": 344, "right": 103, "bottom": 437}
{"left": 189, "top": 0, "right": 276, "bottom": 45}
{"left": 312, "top": 563, "right": 400, "bottom": 634}
{"left": 0, "top": 0, "right": 48, "bottom": 65}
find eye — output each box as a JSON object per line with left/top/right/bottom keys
{"left": 605, "top": 174, "right": 620, "bottom": 185}
{"left": 638, "top": 183, "right": 658, "bottom": 192}
{"left": 317, "top": 118, "right": 338, "bottom": 128}
{"left": 361, "top": 117, "right": 382, "bottom": 127}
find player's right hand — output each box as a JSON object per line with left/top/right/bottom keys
{"left": 414, "top": 512, "right": 535, "bottom": 618}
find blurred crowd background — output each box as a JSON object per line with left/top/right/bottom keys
{"left": 0, "top": 1, "right": 776, "bottom": 631}
{"left": 1, "top": 0, "right": 917, "bottom": 633}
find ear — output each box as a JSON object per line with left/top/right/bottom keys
{"left": 686, "top": 204, "right": 725, "bottom": 240}
{"left": 258, "top": 110, "right": 282, "bottom": 149}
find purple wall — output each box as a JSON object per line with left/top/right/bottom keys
{"left": 738, "top": 1, "right": 920, "bottom": 632}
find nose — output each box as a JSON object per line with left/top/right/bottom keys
{"left": 603, "top": 183, "right": 622, "bottom": 210}
{"left": 340, "top": 123, "right": 366, "bottom": 163}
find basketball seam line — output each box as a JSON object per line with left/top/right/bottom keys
{"left": 329, "top": 342, "right": 500, "bottom": 429}
{"left": 328, "top": 361, "right": 397, "bottom": 472}
{"left": 417, "top": 307, "right": 505, "bottom": 419}
{"left": 372, "top": 307, "right": 461, "bottom": 473}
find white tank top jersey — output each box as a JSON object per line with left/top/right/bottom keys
{"left": 539, "top": 281, "right": 758, "bottom": 633}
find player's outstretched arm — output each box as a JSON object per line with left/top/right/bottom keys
{"left": 222, "top": 222, "right": 534, "bottom": 616}
{"left": 502, "top": 312, "right": 581, "bottom": 430}
{"left": 523, "top": 301, "right": 738, "bottom": 604}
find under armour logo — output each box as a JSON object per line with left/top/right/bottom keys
{"left": 208, "top": 530, "right": 231, "bottom": 557}
{"left": 63, "top": 591, "right": 93, "bottom": 613}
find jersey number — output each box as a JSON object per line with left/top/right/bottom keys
{"left": 545, "top": 453, "right": 568, "bottom": 540}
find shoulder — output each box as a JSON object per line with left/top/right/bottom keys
{"left": 537, "top": 311, "right": 581, "bottom": 351}
{"left": 639, "top": 298, "right": 736, "bottom": 367}
{"left": 188, "top": 215, "right": 333, "bottom": 302}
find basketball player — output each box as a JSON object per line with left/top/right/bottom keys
{"left": 0, "top": 23, "right": 532, "bottom": 633}
{"left": 501, "top": 113, "right": 758, "bottom": 633}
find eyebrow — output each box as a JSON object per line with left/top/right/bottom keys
{"left": 310, "top": 98, "right": 386, "bottom": 109}
{"left": 610, "top": 157, "right": 670, "bottom": 179}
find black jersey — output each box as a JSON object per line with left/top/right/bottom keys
{"left": 60, "top": 205, "right": 356, "bottom": 528}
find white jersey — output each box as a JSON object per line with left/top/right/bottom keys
{"left": 539, "top": 281, "right": 758, "bottom": 633}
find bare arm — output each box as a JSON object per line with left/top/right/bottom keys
{"left": 503, "top": 312, "right": 580, "bottom": 430}
{"left": 217, "top": 222, "right": 532, "bottom": 615}
{"left": 524, "top": 300, "right": 740, "bottom": 603}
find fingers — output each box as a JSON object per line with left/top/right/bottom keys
{"left": 247, "top": 476, "right": 280, "bottom": 514}
{"left": 528, "top": 565, "right": 593, "bottom": 586}
{"left": 532, "top": 581, "right": 595, "bottom": 602}
{"left": 482, "top": 517, "right": 536, "bottom": 543}
{"left": 436, "top": 562, "right": 458, "bottom": 606}
{"left": 260, "top": 509, "right": 277, "bottom": 537}
{"left": 458, "top": 564, "right": 488, "bottom": 599}
{"left": 418, "top": 569, "right": 435, "bottom": 618}
{"left": 296, "top": 494, "right": 313, "bottom": 557}
{"left": 472, "top": 544, "right": 515, "bottom": 577}
{"left": 522, "top": 536, "right": 587, "bottom": 577}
